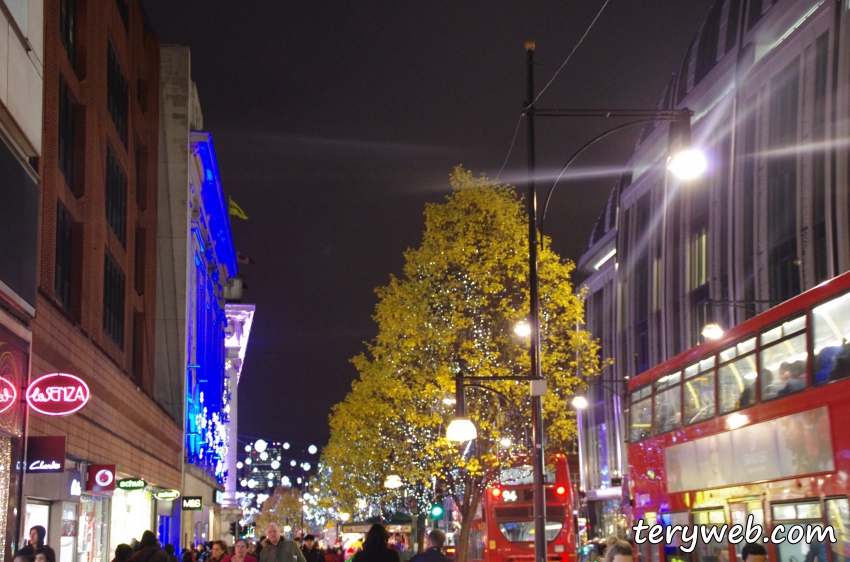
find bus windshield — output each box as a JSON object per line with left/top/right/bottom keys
{"left": 498, "top": 521, "right": 563, "bottom": 542}
{"left": 499, "top": 464, "right": 557, "bottom": 485}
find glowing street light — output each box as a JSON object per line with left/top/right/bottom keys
{"left": 514, "top": 320, "right": 531, "bottom": 337}
{"left": 499, "top": 437, "right": 512, "bottom": 448}
{"left": 340, "top": 513, "right": 351, "bottom": 522}
{"left": 668, "top": 148, "right": 708, "bottom": 180}
{"left": 383, "top": 474, "right": 403, "bottom": 489}
{"left": 571, "top": 395, "right": 589, "bottom": 409}
{"left": 446, "top": 417, "right": 477, "bottom": 442}
{"left": 701, "top": 322, "right": 724, "bottom": 340}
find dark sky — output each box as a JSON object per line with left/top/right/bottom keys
{"left": 144, "top": 2, "right": 717, "bottom": 448}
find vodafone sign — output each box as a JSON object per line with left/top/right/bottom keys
{"left": 86, "top": 464, "right": 116, "bottom": 495}
{"left": 26, "top": 373, "right": 90, "bottom": 416}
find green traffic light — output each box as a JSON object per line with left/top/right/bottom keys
{"left": 430, "top": 504, "right": 444, "bottom": 518}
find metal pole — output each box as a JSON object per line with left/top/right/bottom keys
{"left": 525, "top": 41, "right": 547, "bottom": 562}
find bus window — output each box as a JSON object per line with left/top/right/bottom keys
{"left": 718, "top": 354, "right": 757, "bottom": 414}
{"left": 497, "top": 520, "right": 563, "bottom": 543}
{"left": 760, "top": 332, "right": 807, "bottom": 401}
{"left": 812, "top": 292, "right": 850, "bottom": 384}
{"left": 826, "top": 498, "right": 850, "bottom": 562}
{"left": 654, "top": 373, "right": 682, "bottom": 434}
{"left": 692, "top": 510, "right": 726, "bottom": 562}
{"left": 631, "top": 390, "right": 652, "bottom": 442}
{"left": 771, "top": 502, "right": 826, "bottom": 562}
{"left": 660, "top": 512, "right": 690, "bottom": 562}
{"left": 684, "top": 361, "right": 715, "bottom": 425}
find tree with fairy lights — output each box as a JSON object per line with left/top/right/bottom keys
{"left": 255, "top": 486, "right": 304, "bottom": 536}
{"left": 321, "top": 167, "right": 605, "bottom": 562}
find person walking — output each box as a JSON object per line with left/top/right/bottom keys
{"left": 259, "top": 524, "right": 306, "bottom": 562}
{"left": 353, "top": 525, "right": 399, "bottom": 562}
{"left": 301, "top": 536, "right": 324, "bottom": 562}
{"left": 223, "top": 539, "right": 257, "bottom": 562}
{"left": 410, "top": 530, "right": 449, "bottom": 562}
{"left": 164, "top": 545, "right": 180, "bottom": 562}
{"left": 16, "top": 525, "right": 47, "bottom": 559}
{"left": 35, "top": 546, "right": 56, "bottom": 562}
{"left": 130, "top": 531, "right": 169, "bottom": 562}
{"left": 112, "top": 544, "right": 134, "bottom": 562}
{"left": 209, "top": 542, "right": 229, "bottom": 562}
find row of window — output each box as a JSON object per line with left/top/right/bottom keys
{"left": 630, "top": 289, "right": 850, "bottom": 441}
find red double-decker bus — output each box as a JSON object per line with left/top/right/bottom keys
{"left": 459, "top": 454, "right": 576, "bottom": 562}
{"left": 627, "top": 271, "right": 850, "bottom": 562}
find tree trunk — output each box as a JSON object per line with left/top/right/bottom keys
{"left": 454, "top": 484, "right": 484, "bottom": 562}
{"left": 416, "top": 512, "right": 427, "bottom": 553}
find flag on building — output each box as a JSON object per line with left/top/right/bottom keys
{"left": 228, "top": 197, "right": 248, "bottom": 220}
{"left": 236, "top": 251, "right": 254, "bottom": 265}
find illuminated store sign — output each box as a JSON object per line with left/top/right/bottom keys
{"left": 0, "top": 377, "right": 16, "bottom": 414}
{"left": 26, "top": 373, "right": 90, "bottom": 416}
{"left": 86, "top": 465, "right": 116, "bottom": 495}
{"left": 26, "top": 436, "right": 66, "bottom": 473}
{"left": 117, "top": 478, "right": 146, "bottom": 490}
{"left": 155, "top": 490, "right": 181, "bottom": 501}
{"left": 182, "top": 497, "right": 203, "bottom": 510}
{"left": 70, "top": 479, "right": 81, "bottom": 496}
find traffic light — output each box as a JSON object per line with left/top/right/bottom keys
{"left": 229, "top": 522, "right": 241, "bottom": 537}
{"left": 430, "top": 502, "right": 444, "bottom": 518}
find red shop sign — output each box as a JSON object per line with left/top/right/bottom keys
{"left": 86, "top": 464, "right": 116, "bottom": 495}
{"left": 0, "top": 377, "right": 16, "bottom": 414}
{"left": 26, "top": 373, "right": 90, "bottom": 416}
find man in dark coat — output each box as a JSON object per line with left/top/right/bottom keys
{"left": 301, "top": 536, "right": 324, "bottom": 562}
{"left": 259, "top": 524, "right": 306, "bottom": 562}
{"left": 130, "top": 531, "right": 169, "bottom": 562}
{"left": 410, "top": 530, "right": 449, "bottom": 562}
{"left": 15, "top": 525, "right": 46, "bottom": 560}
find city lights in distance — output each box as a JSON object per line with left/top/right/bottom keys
{"left": 271, "top": 460, "right": 280, "bottom": 470}
{"left": 245, "top": 445, "right": 251, "bottom": 452}
{"left": 260, "top": 452, "right": 268, "bottom": 461}
{"left": 254, "top": 439, "right": 268, "bottom": 453}
{"left": 236, "top": 462, "right": 243, "bottom": 469}
{"left": 283, "top": 442, "right": 290, "bottom": 449}
{"left": 247, "top": 479, "right": 257, "bottom": 489}
{"left": 290, "top": 460, "right": 296, "bottom": 467}
{"left": 302, "top": 462, "right": 311, "bottom": 471}
{"left": 245, "top": 458, "right": 252, "bottom": 465}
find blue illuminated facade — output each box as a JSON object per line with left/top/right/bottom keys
{"left": 186, "top": 132, "right": 238, "bottom": 484}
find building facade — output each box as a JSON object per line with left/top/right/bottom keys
{"left": 25, "top": 1, "right": 185, "bottom": 562}
{"left": 576, "top": 0, "right": 850, "bottom": 542}
{"left": 156, "top": 44, "right": 241, "bottom": 548}
{"left": 0, "top": 0, "right": 43, "bottom": 557}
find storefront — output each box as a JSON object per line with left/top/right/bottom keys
{"left": 109, "top": 479, "right": 155, "bottom": 555}
{"left": 0, "top": 324, "right": 28, "bottom": 559}
{"left": 182, "top": 465, "right": 223, "bottom": 548}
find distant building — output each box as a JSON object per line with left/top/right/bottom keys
{"left": 27, "top": 0, "right": 184, "bottom": 559}
{"left": 156, "top": 44, "right": 245, "bottom": 547}
{"left": 576, "top": 0, "right": 850, "bottom": 541}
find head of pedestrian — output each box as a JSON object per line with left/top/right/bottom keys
{"left": 29, "top": 526, "right": 46, "bottom": 548}
{"left": 363, "top": 525, "right": 390, "bottom": 551}
{"left": 35, "top": 546, "right": 56, "bottom": 562}
{"left": 266, "top": 524, "right": 281, "bottom": 546}
{"left": 210, "top": 541, "right": 228, "bottom": 562}
{"left": 741, "top": 544, "right": 768, "bottom": 562}
{"left": 427, "top": 529, "right": 445, "bottom": 551}
{"left": 604, "top": 539, "right": 634, "bottom": 562}
{"left": 305, "top": 536, "right": 315, "bottom": 550}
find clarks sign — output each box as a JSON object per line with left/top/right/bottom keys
{"left": 26, "top": 373, "right": 90, "bottom": 416}
{"left": 25, "top": 436, "right": 66, "bottom": 473}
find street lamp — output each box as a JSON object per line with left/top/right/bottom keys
{"left": 571, "top": 396, "right": 588, "bottom": 409}
{"left": 383, "top": 474, "right": 403, "bottom": 489}
{"left": 701, "top": 322, "right": 724, "bottom": 340}
{"left": 522, "top": 42, "right": 706, "bottom": 562}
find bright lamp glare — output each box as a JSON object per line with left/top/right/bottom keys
{"left": 571, "top": 396, "right": 589, "bottom": 409}
{"left": 384, "top": 474, "right": 403, "bottom": 489}
{"left": 446, "top": 417, "right": 477, "bottom": 442}
{"left": 499, "top": 437, "right": 512, "bottom": 447}
{"left": 308, "top": 445, "right": 318, "bottom": 455}
{"left": 668, "top": 148, "right": 708, "bottom": 180}
{"left": 254, "top": 439, "right": 268, "bottom": 453}
{"left": 702, "top": 322, "right": 724, "bottom": 340}
{"left": 514, "top": 321, "right": 531, "bottom": 337}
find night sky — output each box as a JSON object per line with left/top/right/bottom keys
{"left": 144, "top": 2, "right": 717, "bottom": 449}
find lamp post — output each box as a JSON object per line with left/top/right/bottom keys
{"left": 521, "top": 42, "right": 706, "bottom": 562}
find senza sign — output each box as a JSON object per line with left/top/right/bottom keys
{"left": 117, "top": 478, "right": 146, "bottom": 490}
{"left": 0, "top": 377, "right": 16, "bottom": 414}
{"left": 26, "top": 373, "right": 90, "bottom": 416}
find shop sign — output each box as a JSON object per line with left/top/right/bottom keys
{"left": 70, "top": 478, "right": 81, "bottom": 496}
{"left": 117, "top": 478, "right": 146, "bottom": 490}
{"left": 26, "top": 436, "right": 66, "bottom": 473}
{"left": 86, "top": 464, "right": 116, "bottom": 495}
{"left": 0, "top": 376, "right": 16, "bottom": 414}
{"left": 26, "top": 373, "right": 90, "bottom": 416}
{"left": 182, "top": 496, "right": 203, "bottom": 510}
{"left": 213, "top": 489, "right": 224, "bottom": 505}
{"left": 154, "top": 490, "right": 181, "bottom": 501}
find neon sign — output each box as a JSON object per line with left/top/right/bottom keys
{"left": 155, "top": 490, "right": 181, "bottom": 501}
{"left": 117, "top": 478, "right": 146, "bottom": 490}
{"left": 0, "top": 377, "right": 16, "bottom": 414}
{"left": 26, "top": 373, "right": 90, "bottom": 416}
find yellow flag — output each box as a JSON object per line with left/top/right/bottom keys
{"left": 228, "top": 197, "right": 248, "bottom": 220}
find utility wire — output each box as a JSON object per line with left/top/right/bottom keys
{"left": 495, "top": 0, "right": 612, "bottom": 180}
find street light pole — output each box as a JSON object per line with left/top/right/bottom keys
{"left": 524, "top": 41, "right": 548, "bottom": 562}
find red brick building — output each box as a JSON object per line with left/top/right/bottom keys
{"left": 25, "top": 0, "right": 183, "bottom": 557}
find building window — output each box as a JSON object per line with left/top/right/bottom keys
{"left": 694, "top": 0, "right": 722, "bottom": 84}
{"left": 58, "top": 75, "right": 76, "bottom": 190}
{"left": 107, "top": 42, "right": 128, "bottom": 144}
{"left": 747, "top": 0, "right": 763, "bottom": 31}
{"left": 55, "top": 201, "right": 74, "bottom": 311}
{"left": 135, "top": 146, "right": 147, "bottom": 211}
{"left": 677, "top": 39, "right": 695, "bottom": 102}
{"left": 115, "top": 0, "right": 128, "bottom": 29}
{"left": 60, "top": 0, "right": 75, "bottom": 63}
{"left": 768, "top": 58, "right": 801, "bottom": 305}
{"left": 813, "top": 32, "right": 829, "bottom": 284}
{"left": 106, "top": 146, "right": 127, "bottom": 245}
{"left": 726, "top": 0, "right": 741, "bottom": 54}
{"left": 742, "top": 96, "right": 757, "bottom": 318}
{"left": 103, "top": 251, "right": 125, "bottom": 347}
{"left": 132, "top": 310, "right": 144, "bottom": 383}
{"left": 134, "top": 226, "right": 145, "bottom": 295}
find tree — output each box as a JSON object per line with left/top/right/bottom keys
{"left": 255, "top": 486, "right": 304, "bottom": 535}
{"left": 321, "top": 167, "right": 605, "bottom": 562}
